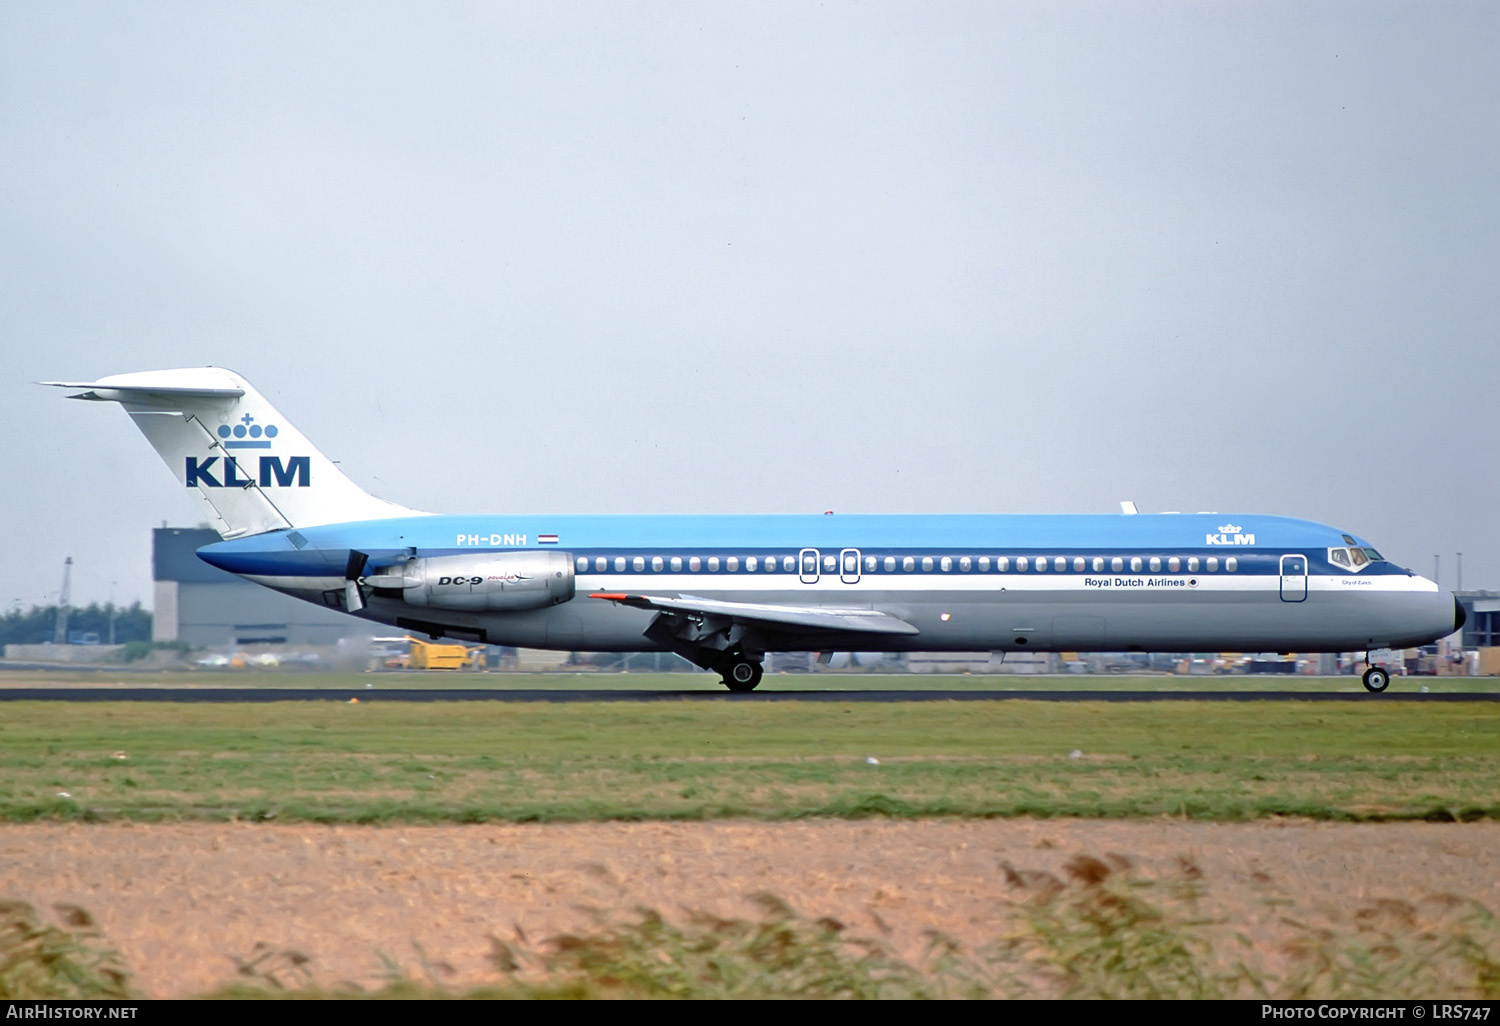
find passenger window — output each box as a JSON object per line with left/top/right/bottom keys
{"left": 596, "top": 556, "right": 607, "bottom": 572}
{"left": 997, "top": 556, "right": 1010, "bottom": 572}
{"left": 1016, "top": 556, "right": 1029, "bottom": 572}
{"left": 1188, "top": 557, "right": 1200, "bottom": 572}
{"left": 979, "top": 556, "right": 990, "bottom": 572}
{"left": 960, "top": 556, "right": 971, "bottom": 572}
{"left": 866, "top": 556, "right": 877, "bottom": 572}
{"left": 1226, "top": 557, "right": 1237, "bottom": 572}
{"left": 1093, "top": 557, "right": 1104, "bottom": 572}
{"left": 633, "top": 556, "right": 645, "bottom": 572}
{"left": 1036, "top": 557, "right": 1048, "bottom": 572}
{"left": 940, "top": 556, "right": 952, "bottom": 572}
{"left": 614, "top": 556, "right": 626, "bottom": 572}
{"left": 726, "top": 556, "right": 739, "bottom": 572}
{"left": 1169, "top": 557, "right": 1180, "bottom": 572}
{"left": 885, "top": 556, "right": 897, "bottom": 572}
{"left": 708, "top": 556, "right": 720, "bottom": 572}
{"left": 823, "top": 554, "right": 837, "bottom": 572}
{"left": 900, "top": 556, "right": 914, "bottom": 572}
{"left": 1130, "top": 557, "right": 1142, "bottom": 572}
{"left": 1206, "top": 557, "right": 1219, "bottom": 572}
{"left": 651, "top": 556, "right": 663, "bottom": 572}
{"left": 746, "top": 556, "right": 758, "bottom": 572}
{"left": 1073, "top": 557, "right": 1085, "bottom": 572}
{"left": 765, "top": 557, "right": 776, "bottom": 573}
{"left": 783, "top": 556, "right": 796, "bottom": 572}
{"left": 576, "top": 557, "right": 588, "bottom": 573}
{"left": 1149, "top": 556, "right": 1161, "bottom": 572}
{"left": 1111, "top": 557, "right": 1123, "bottom": 572}
{"left": 922, "top": 556, "right": 934, "bottom": 572}
{"left": 671, "top": 556, "right": 682, "bottom": 572}
{"left": 690, "top": 556, "right": 701, "bottom": 572}
{"left": 1055, "top": 557, "right": 1067, "bottom": 572}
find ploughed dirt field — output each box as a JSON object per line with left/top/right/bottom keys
{"left": 4, "top": 819, "right": 1498, "bottom": 998}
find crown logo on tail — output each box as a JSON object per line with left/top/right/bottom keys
{"left": 218, "top": 414, "right": 279, "bottom": 449}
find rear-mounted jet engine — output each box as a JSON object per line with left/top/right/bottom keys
{"left": 366, "top": 552, "right": 574, "bottom": 611}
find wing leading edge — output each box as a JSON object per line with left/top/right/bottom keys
{"left": 590, "top": 592, "right": 920, "bottom": 636}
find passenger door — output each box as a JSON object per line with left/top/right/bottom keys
{"left": 1280, "top": 554, "right": 1308, "bottom": 602}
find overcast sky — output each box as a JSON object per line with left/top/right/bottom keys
{"left": 2, "top": 1, "right": 1496, "bottom": 611}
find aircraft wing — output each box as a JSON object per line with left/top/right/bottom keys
{"left": 589, "top": 592, "right": 920, "bottom": 636}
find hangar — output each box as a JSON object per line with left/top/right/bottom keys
{"left": 1456, "top": 591, "right": 1500, "bottom": 649}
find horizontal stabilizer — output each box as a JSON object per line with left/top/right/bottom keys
{"left": 42, "top": 381, "right": 247, "bottom": 404}
{"left": 590, "top": 592, "right": 920, "bottom": 636}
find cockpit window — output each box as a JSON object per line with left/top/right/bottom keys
{"left": 1330, "top": 548, "right": 1351, "bottom": 568}
{"left": 1341, "top": 534, "right": 1357, "bottom": 545}
{"left": 1350, "top": 548, "right": 1369, "bottom": 567}
{"left": 1362, "top": 548, "right": 1382, "bottom": 562}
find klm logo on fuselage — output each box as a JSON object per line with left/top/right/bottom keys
{"left": 1206, "top": 522, "right": 1255, "bottom": 546}
{"left": 185, "top": 456, "right": 310, "bottom": 488}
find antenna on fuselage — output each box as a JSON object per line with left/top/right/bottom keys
{"left": 1119, "top": 501, "right": 1139, "bottom": 515}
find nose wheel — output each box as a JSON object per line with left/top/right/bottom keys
{"left": 1362, "top": 666, "right": 1390, "bottom": 693}
{"left": 722, "top": 658, "right": 764, "bottom": 693}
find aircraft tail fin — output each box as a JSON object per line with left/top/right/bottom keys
{"left": 43, "top": 367, "right": 424, "bottom": 538}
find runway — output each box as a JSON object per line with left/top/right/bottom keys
{"left": 2, "top": 687, "right": 1497, "bottom": 703}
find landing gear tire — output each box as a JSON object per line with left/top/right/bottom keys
{"left": 723, "top": 659, "right": 763, "bottom": 693}
{"left": 1362, "top": 666, "right": 1391, "bottom": 693}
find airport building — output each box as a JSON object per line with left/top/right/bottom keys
{"left": 153, "top": 527, "right": 370, "bottom": 648}
{"left": 1456, "top": 591, "right": 1500, "bottom": 649}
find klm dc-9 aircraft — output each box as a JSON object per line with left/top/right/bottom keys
{"left": 47, "top": 368, "right": 1464, "bottom": 693}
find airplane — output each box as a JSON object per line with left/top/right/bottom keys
{"left": 46, "top": 367, "right": 1464, "bottom": 693}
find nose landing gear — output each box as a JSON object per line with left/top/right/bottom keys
{"left": 1362, "top": 665, "right": 1390, "bottom": 693}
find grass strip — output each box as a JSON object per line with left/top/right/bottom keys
{"left": 0, "top": 700, "right": 1495, "bottom": 824}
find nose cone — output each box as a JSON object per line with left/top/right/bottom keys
{"left": 1392, "top": 581, "right": 1467, "bottom": 648}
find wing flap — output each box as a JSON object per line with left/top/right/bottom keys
{"left": 590, "top": 592, "right": 920, "bottom": 636}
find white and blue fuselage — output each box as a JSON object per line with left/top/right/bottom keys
{"left": 199, "top": 511, "right": 1460, "bottom": 656}
{"left": 47, "top": 368, "right": 1463, "bottom": 692}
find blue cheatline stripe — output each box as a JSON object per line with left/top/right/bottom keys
{"left": 196, "top": 512, "right": 1416, "bottom": 580}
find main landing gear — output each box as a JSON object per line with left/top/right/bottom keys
{"left": 639, "top": 609, "right": 766, "bottom": 692}
{"left": 1362, "top": 665, "right": 1391, "bottom": 693}
{"left": 720, "top": 655, "right": 764, "bottom": 693}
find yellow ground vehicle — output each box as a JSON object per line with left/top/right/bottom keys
{"left": 371, "top": 636, "right": 486, "bottom": 671}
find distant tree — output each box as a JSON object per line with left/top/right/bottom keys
{"left": 0, "top": 603, "right": 151, "bottom": 648}
{"left": 0, "top": 606, "right": 55, "bottom": 647}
